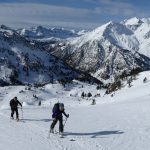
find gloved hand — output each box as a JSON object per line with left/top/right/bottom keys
{"left": 66, "top": 114, "right": 69, "bottom": 118}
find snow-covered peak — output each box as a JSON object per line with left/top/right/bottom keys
{"left": 123, "top": 17, "right": 143, "bottom": 26}
{"left": 67, "top": 17, "right": 150, "bottom": 57}
{"left": 141, "top": 18, "right": 150, "bottom": 24}
{"left": 70, "top": 21, "right": 135, "bottom": 50}
{"left": 77, "top": 30, "right": 87, "bottom": 36}
{"left": 69, "top": 21, "right": 113, "bottom": 46}
{"left": 0, "top": 24, "right": 15, "bottom": 36}
{"left": 17, "top": 26, "right": 81, "bottom": 40}
{"left": 87, "top": 21, "right": 113, "bottom": 39}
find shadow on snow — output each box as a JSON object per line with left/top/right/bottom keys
{"left": 22, "top": 118, "right": 52, "bottom": 122}
{"left": 65, "top": 130, "right": 124, "bottom": 138}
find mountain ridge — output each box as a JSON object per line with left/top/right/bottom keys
{"left": 0, "top": 25, "right": 101, "bottom": 86}
{"left": 43, "top": 17, "right": 150, "bottom": 80}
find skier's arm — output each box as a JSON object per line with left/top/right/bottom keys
{"left": 63, "top": 111, "right": 69, "bottom": 118}
{"left": 18, "top": 101, "right": 22, "bottom": 107}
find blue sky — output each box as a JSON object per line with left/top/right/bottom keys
{"left": 0, "top": 0, "right": 149, "bottom": 29}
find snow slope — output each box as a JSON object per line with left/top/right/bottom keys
{"left": 0, "top": 71, "right": 150, "bottom": 150}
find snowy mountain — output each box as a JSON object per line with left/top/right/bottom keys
{"left": 0, "top": 25, "right": 100, "bottom": 86}
{"left": 16, "top": 26, "right": 85, "bottom": 41}
{"left": 1, "top": 17, "right": 150, "bottom": 83}
{"left": 45, "top": 17, "right": 150, "bottom": 80}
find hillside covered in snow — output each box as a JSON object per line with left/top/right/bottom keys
{"left": 0, "top": 70, "right": 150, "bottom": 150}
{"left": 0, "top": 25, "right": 99, "bottom": 86}
{"left": 45, "top": 17, "right": 150, "bottom": 80}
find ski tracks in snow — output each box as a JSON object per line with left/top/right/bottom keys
{"left": 0, "top": 110, "right": 105, "bottom": 150}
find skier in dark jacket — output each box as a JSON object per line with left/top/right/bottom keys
{"left": 50, "top": 103, "right": 69, "bottom": 136}
{"left": 10, "top": 97, "right": 22, "bottom": 120}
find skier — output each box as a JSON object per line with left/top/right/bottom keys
{"left": 10, "top": 97, "right": 22, "bottom": 121}
{"left": 50, "top": 103, "right": 69, "bottom": 136}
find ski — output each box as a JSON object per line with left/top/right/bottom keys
{"left": 10, "top": 118, "right": 25, "bottom": 123}
{"left": 60, "top": 136, "right": 64, "bottom": 138}
{"left": 48, "top": 131, "right": 75, "bottom": 141}
{"left": 17, "top": 119, "right": 25, "bottom": 123}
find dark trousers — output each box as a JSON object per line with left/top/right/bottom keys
{"left": 11, "top": 108, "right": 19, "bottom": 119}
{"left": 51, "top": 117, "right": 63, "bottom": 132}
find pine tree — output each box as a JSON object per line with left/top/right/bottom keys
{"left": 81, "top": 92, "right": 85, "bottom": 98}
{"left": 38, "top": 101, "right": 41, "bottom": 106}
{"left": 143, "top": 77, "right": 147, "bottom": 83}
{"left": 87, "top": 92, "right": 92, "bottom": 97}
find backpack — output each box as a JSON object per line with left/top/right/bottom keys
{"left": 10, "top": 99, "right": 14, "bottom": 106}
{"left": 52, "top": 103, "right": 64, "bottom": 118}
{"left": 10, "top": 98, "right": 19, "bottom": 108}
{"left": 52, "top": 103, "right": 59, "bottom": 113}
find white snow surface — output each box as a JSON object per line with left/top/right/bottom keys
{"left": 0, "top": 71, "right": 150, "bottom": 150}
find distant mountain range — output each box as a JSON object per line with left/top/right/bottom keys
{"left": 0, "top": 25, "right": 99, "bottom": 86}
{"left": 1, "top": 17, "right": 150, "bottom": 85}
{"left": 16, "top": 26, "right": 86, "bottom": 41}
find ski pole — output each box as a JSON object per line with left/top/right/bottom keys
{"left": 63, "top": 117, "right": 68, "bottom": 128}
{"left": 48, "top": 117, "right": 53, "bottom": 138}
{"left": 48, "top": 123, "right": 52, "bottom": 139}
{"left": 19, "top": 107, "right": 24, "bottom": 120}
{"left": 48, "top": 126, "right": 50, "bottom": 139}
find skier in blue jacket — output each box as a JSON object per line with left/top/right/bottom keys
{"left": 50, "top": 103, "right": 69, "bottom": 136}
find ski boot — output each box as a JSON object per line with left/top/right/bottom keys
{"left": 16, "top": 118, "right": 20, "bottom": 122}
{"left": 11, "top": 117, "right": 14, "bottom": 120}
{"left": 50, "top": 128, "right": 54, "bottom": 134}
{"left": 59, "top": 132, "right": 64, "bottom": 138}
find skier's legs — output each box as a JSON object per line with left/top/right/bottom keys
{"left": 15, "top": 108, "right": 19, "bottom": 119}
{"left": 11, "top": 108, "right": 14, "bottom": 118}
{"left": 59, "top": 117, "right": 63, "bottom": 133}
{"left": 51, "top": 118, "right": 58, "bottom": 130}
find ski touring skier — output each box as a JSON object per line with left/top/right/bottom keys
{"left": 10, "top": 97, "right": 22, "bottom": 121}
{"left": 50, "top": 103, "right": 69, "bottom": 137}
